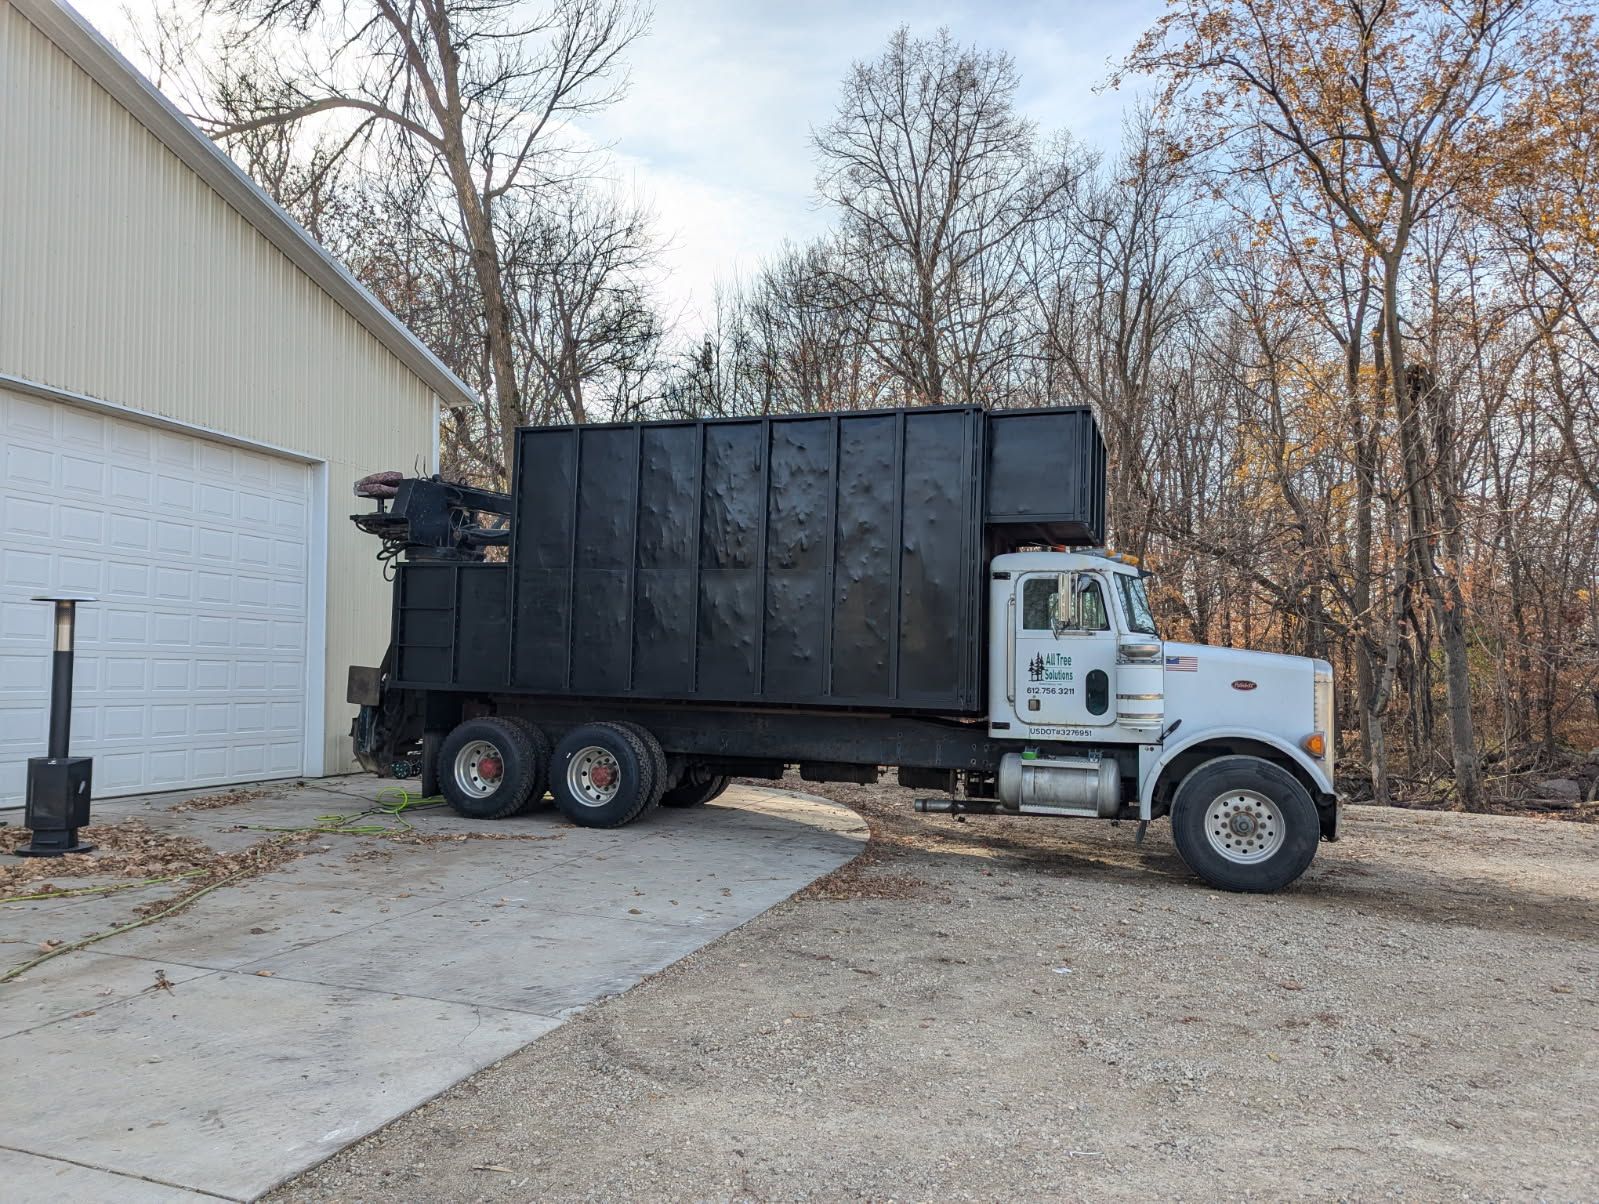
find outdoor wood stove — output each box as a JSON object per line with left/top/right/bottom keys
{"left": 15, "top": 595, "right": 96, "bottom": 857}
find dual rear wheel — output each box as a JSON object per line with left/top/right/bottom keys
{"left": 438, "top": 717, "right": 548, "bottom": 820}
{"left": 436, "top": 717, "right": 670, "bottom": 829}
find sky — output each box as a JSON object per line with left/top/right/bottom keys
{"left": 69, "top": 0, "right": 1163, "bottom": 337}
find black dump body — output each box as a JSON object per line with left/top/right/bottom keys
{"left": 390, "top": 405, "right": 1104, "bottom": 715}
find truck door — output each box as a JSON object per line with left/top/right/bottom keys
{"left": 1013, "top": 572, "right": 1118, "bottom": 729}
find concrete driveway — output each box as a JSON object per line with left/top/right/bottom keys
{"left": 0, "top": 776, "right": 864, "bottom": 1202}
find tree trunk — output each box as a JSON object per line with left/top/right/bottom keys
{"left": 451, "top": 172, "right": 521, "bottom": 479}
{"left": 1382, "top": 256, "right": 1482, "bottom": 809}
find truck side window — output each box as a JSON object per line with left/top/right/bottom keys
{"left": 1077, "top": 582, "right": 1109, "bottom": 631}
{"left": 1022, "top": 576, "right": 1109, "bottom": 631}
{"left": 1022, "top": 578, "right": 1056, "bottom": 630}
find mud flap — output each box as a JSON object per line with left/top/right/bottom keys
{"left": 421, "top": 729, "right": 443, "bottom": 797}
{"left": 1318, "top": 797, "right": 1342, "bottom": 842}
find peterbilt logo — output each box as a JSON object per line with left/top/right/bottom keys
{"left": 1231, "top": 679, "right": 1257, "bottom": 691}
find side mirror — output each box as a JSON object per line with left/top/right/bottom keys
{"left": 1051, "top": 572, "right": 1078, "bottom": 636}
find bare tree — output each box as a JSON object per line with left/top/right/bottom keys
{"left": 1124, "top": 0, "right": 1560, "bottom": 808}
{"left": 501, "top": 185, "right": 665, "bottom": 426}
{"left": 192, "top": 0, "right": 649, "bottom": 473}
{"left": 811, "top": 27, "right": 1082, "bottom": 405}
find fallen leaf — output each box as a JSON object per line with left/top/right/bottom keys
{"left": 255, "top": 970, "right": 276, "bottom": 978}
{"left": 1279, "top": 980, "right": 1304, "bottom": 991}
{"left": 37, "top": 938, "right": 63, "bottom": 952}
{"left": 1551, "top": 984, "right": 1574, "bottom": 994}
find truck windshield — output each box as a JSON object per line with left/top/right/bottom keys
{"left": 1117, "top": 574, "right": 1158, "bottom": 636}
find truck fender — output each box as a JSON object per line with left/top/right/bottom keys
{"left": 1139, "top": 726, "right": 1334, "bottom": 819}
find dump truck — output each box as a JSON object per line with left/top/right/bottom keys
{"left": 348, "top": 405, "right": 1338, "bottom": 892}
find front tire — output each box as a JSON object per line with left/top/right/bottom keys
{"left": 1169, "top": 755, "right": 1319, "bottom": 892}
{"left": 551, "top": 724, "right": 657, "bottom": 828}
{"left": 438, "top": 717, "right": 538, "bottom": 820}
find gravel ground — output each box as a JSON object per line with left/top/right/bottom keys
{"left": 272, "top": 777, "right": 1599, "bottom": 1202}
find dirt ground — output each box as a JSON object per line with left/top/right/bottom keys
{"left": 272, "top": 777, "right": 1599, "bottom": 1202}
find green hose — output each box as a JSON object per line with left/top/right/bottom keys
{"left": 246, "top": 787, "right": 445, "bottom": 836}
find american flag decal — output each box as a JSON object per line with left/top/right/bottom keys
{"left": 1166, "top": 654, "right": 1198, "bottom": 672}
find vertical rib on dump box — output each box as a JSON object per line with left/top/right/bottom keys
{"left": 510, "top": 406, "right": 986, "bottom": 711}
{"left": 388, "top": 404, "right": 1105, "bottom": 711}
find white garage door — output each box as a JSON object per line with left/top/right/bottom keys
{"left": 0, "top": 390, "right": 312, "bottom": 807}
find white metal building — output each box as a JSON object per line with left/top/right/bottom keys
{"left": 0, "top": 0, "right": 471, "bottom": 805}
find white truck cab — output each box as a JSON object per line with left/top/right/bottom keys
{"left": 981, "top": 550, "right": 1338, "bottom": 891}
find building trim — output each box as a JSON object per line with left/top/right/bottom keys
{"left": 0, "top": 371, "right": 327, "bottom": 462}
{"left": 12, "top": 0, "right": 476, "bottom": 413}
{"left": 304, "top": 462, "right": 330, "bottom": 777}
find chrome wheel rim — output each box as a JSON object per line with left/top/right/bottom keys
{"left": 454, "top": 739, "right": 506, "bottom": 799}
{"left": 1204, "top": 788, "right": 1285, "bottom": 864}
{"left": 567, "top": 746, "right": 622, "bottom": 808}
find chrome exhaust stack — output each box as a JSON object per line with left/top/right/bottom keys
{"left": 914, "top": 798, "right": 999, "bottom": 815}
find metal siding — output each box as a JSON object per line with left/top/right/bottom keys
{"left": 0, "top": 5, "right": 438, "bottom": 775}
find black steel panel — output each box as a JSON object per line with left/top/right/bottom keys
{"left": 511, "top": 429, "right": 577, "bottom": 690}
{"left": 571, "top": 427, "right": 638, "bottom": 693}
{"left": 830, "top": 413, "right": 896, "bottom": 699}
{"left": 494, "top": 404, "right": 1103, "bottom": 713}
{"left": 696, "top": 422, "right": 764, "bottom": 696}
{"left": 633, "top": 423, "right": 699, "bottom": 693}
{"left": 395, "top": 564, "right": 454, "bottom": 685}
{"left": 455, "top": 565, "right": 509, "bottom": 688}
{"left": 985, "top": 407, "right": 1105, "bottom": 546}
{"left": 899, "top": 409, "right": 976, "bottom": 704}
{"left": 762, "top": 417, "right": 831, "bottom": 698}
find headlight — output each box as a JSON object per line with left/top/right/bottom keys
{"left": 1312, "top": 664, "right": 1335, "bottom": 782}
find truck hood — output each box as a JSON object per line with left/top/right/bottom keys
{"left": 1159, "top": 640, "right": 1318, "bottom": 743}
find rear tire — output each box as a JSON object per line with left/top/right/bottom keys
{"left": 551, "top": 723, "right": 656, "bottom": 828}
{"left": 438, "top": 717, "right": 537, "bottom": 820}
{"left": 1169, "top": 755, "right": 1319, "bottom": 892}
{"left": 660, "top": 773, "right": 729, "bottom": 808}
{"left": 604, "top": 722, "right": 667, "bottom": 805}
{"left": 502, "top": 717, "right": 551, "bottom": 815}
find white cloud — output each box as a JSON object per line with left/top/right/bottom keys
{"left": 583, "top": 0, "right": 1163, "bottom": 337}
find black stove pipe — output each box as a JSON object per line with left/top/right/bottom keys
{"left": 48, "top": 601, "right": 74, "bottom": 759}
